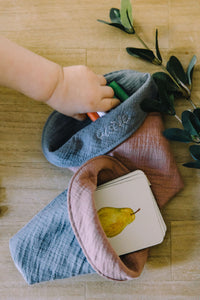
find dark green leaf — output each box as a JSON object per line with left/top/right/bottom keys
{"left": 152, "top": 72, "right": 183, "bottom": 100}
{"left": 140, "top": 99, "right": 165, "bottom": 113}
{"left": 182, "top": 110, "right": 200, "bottom": 142}
{"left": 110, "top": 8, "right": 121, "bottom": 24}
{"left": 189, "top": 145, "right": 200, "bottom": 160}
{"left": 167, "top": 56, "right": 188, "bottom": 84}
{"left": 98, "top": 7, "right": 134, "bottom": 34}
{"left": 152, "top": 72, "right": 179, "bottom": 93}
{"left": 141, "top": 77, "right": 176, "bottom": 115}
{"left": 156, "top": 81, "right": 176, "bottom": 115}
{"left": 140, "top": 98, "right": 173, "bottom": 114}
{"left": 183, "top": 161, "right": 200, "bottom": 168}
{"left": 166, "top": 56, "right": 191, "bottom": 98}
{"left": 120, "top": 0, "right": 133, "bottom": 30}
{"left": 163, "top": 128, "right": 192, "bottom": 142}
{"left": 193, "top": 108, "right": 200, "bottom": 120}
{"left": 97, "top": 19, "right": 126, "bottom": 31}
{"left": 108, "top": 22, "right": 127, "bottom": 31}
{"left": 167, "top": 93, "right": 176, "bottom": 115}
{"left": 188, "top": 111, "right": 200, "bottom": 133}
{"left": 186, "top": 55, "right": 197, "bottom": 85}
{"left": 126, "top": 47, "right": 160, "bottom": 65}
{"left": 155, "top": 29, "right": 162, "bottom": 63}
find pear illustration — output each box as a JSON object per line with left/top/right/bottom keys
{"left": 97, "top": 207, "right": 140, "bottom": 238}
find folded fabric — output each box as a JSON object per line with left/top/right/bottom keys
{"left": 108, "top": 112, "right": 184, "bottom": 207}
{"left": 42, "top": 69, "right": 156, "bottom": 169}
{"left": 42, "top": 69, "right": 183, "bottom": 207}
{"left": 9, "top": 69, "right": 184, "bottom": 284}
{"left": 10, "top": 156, "right": 149, "bottom": 284}
{"left": 9, "top": 189, "right": 95, "bottom": 284}
{"left": 68, "top": 156, "right": 149, "bottom": 281}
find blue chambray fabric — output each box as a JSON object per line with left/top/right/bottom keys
{"left": 9, "top": 190, "right": 95, "bottom": 284}
{"left": 42, "top": 70, "right": 157, "bottom": 168}
{"left": 9, "top": 69, "right": 158, "bottom": 285}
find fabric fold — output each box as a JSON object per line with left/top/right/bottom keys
{"left": 9, "top": 69, "right": 184, "bottom": 284}
{"left": 42, "top": 70, "right": 157, "bottom": 168}
{"left": 68, "top": 155, "right": 148, "bottom": 281}
{"left": 9, "top": 190, "right": 95, "bottom": 284}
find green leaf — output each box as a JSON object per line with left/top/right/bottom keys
{"left": 98, "top": 6, "right": 134, "bottom": 34}
{"left": 182, "top": 110, "right": 198, "bottom": 134}
{"left": 167, "top": 93, "right": 176, "bottom": 115}
{"left": 140, "top": 98, "right": 166, "bottom": 113}
{"left": 166, "top": 56, "right": 191, "bottom": 98}
{"left": 189, "top": 145, "right": 200, "bottom": 160}
{"left": 183, "top": 161, "right": 200, "bottom": 168}
{"left": 155, "top": 80, "right": 176, "bottom": 115}
{"left": 155, "top": 29, "right": 162, "bottom": 63}
{"left": 126, "top": 47, "right": 161, "bottom": 65}
{"left": 152, "top": 72, "right": 179, "bottom": 93}
{"left": 140, "top": 97, "right": 175, "bottom": 115}
{"left": 97, "top": 19, "right": 126, "bottom": 31}
{"left": 108, "top": 22, "right": 128, "bottom": 31}
{"left": 186, "top": 55, "right": 197, "bottom": 86}
{"left": 182, "top": 110, "right": 200, "bottom": 142}
{"left": 120, "top": 0, "right": 133, "bottom": 30}
{"left": 141, "top": 78, "right": 176, "bottom": 115}
{"left": 167, "top": 56, "right": 188, "bottom": 84}
{"left": 110, "top": 8, "right": 121, "bottom": 24}
{"left": 193, "top": 108, "right": 200, "bottom": 120}
{"left": 163, "top": 128, "right": 192, "bottom": 142}
{"left": 188, "top": 111, "right": 200, "bottom": 133}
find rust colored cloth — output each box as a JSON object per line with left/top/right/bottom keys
{"left": 108, "top": 112, "right": 184, "bottom": 208}
{"left": 68, "top": 156, "right": 148, "bottom": 280}
{"left": 68, "top": 113, "right": 184, "bottom": 281}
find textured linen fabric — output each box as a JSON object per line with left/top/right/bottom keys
{"left": 68, "top": 156, "right": 149, "bottom": 281}
{"left": 9, "top": 69, "right": 184, "bottom": 284}
{"left": 108, "top": 112, "right": 184, "bottom": 208}
{"left": 42, "top": 70, "right": 157, "bottom": 168}
{"left": 9, "top": 156, "right": 148, "bottom": 284}
{"left": 9, "top": 190, "right": 95, "bottom": 285}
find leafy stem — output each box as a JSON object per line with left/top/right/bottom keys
{"left": 133, "top": 32, "right": 194, "bottom": 102}
{"left": 188, "top": 98, "right": 197, "bottom": 109}
{"left": 134, "top": 31, "right": 150, "bottom": 50}
{"left": 174, "top": 114, "right": 182, "bottom": 124}
{"left": 97, "top": 0, "right": 200, "bottom": 169}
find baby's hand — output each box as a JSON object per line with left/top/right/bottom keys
{"left": 45, "top": 65, "right": 120, "bottom": 120}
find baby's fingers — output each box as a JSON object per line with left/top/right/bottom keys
{"left": 98, "top": 97, "right": 120, "bottom": 112}
{"left": 101, "top": 85, "right": 114, "bottom": 98}
{"left": 98, "top": 75, "right": 107, "bottom": 86}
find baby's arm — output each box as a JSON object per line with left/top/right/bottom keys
{"left": 0, "top": 36, "right": 120, "bottom": 118}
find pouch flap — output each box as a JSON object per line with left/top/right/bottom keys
{"left": 42, "top": 70, "right": 157, "bottom": 168}
{"left": 68, "top": 155, "right": 149, "bottom": 281}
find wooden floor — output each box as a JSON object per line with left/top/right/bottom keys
{"left": 0, "top": 0, "right": 200, "bottom": 299}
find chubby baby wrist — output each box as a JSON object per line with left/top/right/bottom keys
{"left": 43, "top": 64, "right": 64, "bottom": 104}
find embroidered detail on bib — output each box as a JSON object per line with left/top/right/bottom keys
{"left": 96, "top": 114, "right": 131, "bottom": 140}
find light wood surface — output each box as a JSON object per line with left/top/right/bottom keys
{"left": 0, "top": 0, "right": 200, "bottom": 299}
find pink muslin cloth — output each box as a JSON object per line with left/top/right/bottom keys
{"left": 67, "top": 113, "right": 184, "bottom": 281}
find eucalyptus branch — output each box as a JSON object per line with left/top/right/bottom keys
{"left": 134, "top": 32, "right": 150, "bottom": 50}
{"left": 159, "top": 64, "right": 180, "bottom": 89}
{"left": 174, "top": 114, "right": 182, "bottom": 124}
{"left": 188, "top": 98, "right": 197, "bottom": 109}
